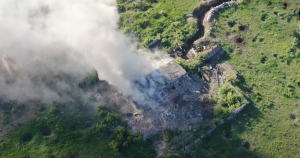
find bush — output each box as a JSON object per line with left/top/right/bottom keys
{"left": 175, "top": 53, "right": 205, "bottom": 72}
{"left": 86, "top": 71, "right": 99, "bottom": 85}
{"left": 214, "top": 105, "right": 229, "bottom": 119}
{"left": 49, "top": 107, "right": 57, "bottom": 114}
{"left": 166, "top": 152, "right": 177, "bottom": 158}
{"left": 109, "top": 140, "right": 119, "bottom": 153}
{"left": 105, "top": 113, "right": 120, "bottom": 123}
{"left": 97, "top": 110, "right": 107, "bottom": 117}
{"left": 95, "top": 123, "right": 107, "bottom": 132}
{"left": 97, "top": 104, "right": 107, "bottom": 112}
{"left": 214, "top": 84, "right": 244, "bottom": 121}
{"left": 212, "top": 118, "right": 220, "bottom": 125}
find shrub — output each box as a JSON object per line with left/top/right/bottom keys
{"left": 88, "top": 95, "right": 96, "bottom": 102}
{"left": 175, "top": 53, "right": 205, "bottom": 72}
{"left": 97, "top": 110, "right": 107, "bottom": 117}
{"left": 95, "top": 123, "right": 107, "bottom": 132}
{"left": 86, "top": 71, "right": 99, "bottom": 85}
{"left": 214, "top": 105, "right": 229, "bottom": 119}
{"left": 109, "top": 140, "right": 119, "bottom": 153}
{"left": 97, "top": 104, "right": 107, "bottom": 112}
{"left": 133, "top": 132, "right": 143, "bottom": 143}
{"left": 49, "top": 107, "right": 57, "bottom": 114}
{"left": 166, "top": 152, "right": 177, "bottom": 158}
{"left": 212, "top": 118, "right": 220, "bottom": 125}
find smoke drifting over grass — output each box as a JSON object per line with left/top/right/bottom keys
{"left": 0, "top": 0, "right": 157, "bottom": 103}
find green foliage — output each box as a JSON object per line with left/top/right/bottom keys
{"left": 95, "top": 122, "right": 107, "bottom": 132}
{"left": 118, "top": 0, "right": 200, "bottom": 52}
{"left": 109, "top": 140, "right": 119, "bottom": 154}
{"left": 175, "top": 53, "right": 205, "bottom": 72}
{"left": 0, "top": 104, "right": 155, "bottom": 158}
{"left": 165, "top": 152, "right": 177, "bottom": 158}
{"left": 49, "top": 106, "right": 57, "bottom": 113}
{"left": 88, "top": 95, "right": 96, "bottom": 102}
{"left": 214, "top": 84, "right": 244, "bottom": 120}
{"left": 85, "top": 71, "right": 99, "bottom": 85}
{"left": 194, "top": 0, "right": 300, "bottom": 157}
{"left": 104, "top": 113, "right": 120, "bottom": 124}
{"left": 212, "top": 118, "right": 220, "bottom": 125}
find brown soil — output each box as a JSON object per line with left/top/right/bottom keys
{"left": 192, "top": 0, "right": 232, "bottom": 42}
{"left": 283, "top": 2, "right": 287, "bottom": 9}
{"left": 186, "top": 49, "right": 196, "bottom": 59}
{"left": 238, "top": 25, "right": 249, "bottom": 32}
{"left": 235, "top": 37, "right": 244, "bottom": 44}
{"left": 156, "top": 141, "right": 167, "bottom": 157}
{"left": 186, "top": 17, "right": 196, "bottom": 22}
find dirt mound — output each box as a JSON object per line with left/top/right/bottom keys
{"left": 283, "top": 2, "right": 287, "bottom": 9}
{"left": 238, "top": 25, "right": 248, "bottom": 32}
{"left": 235, "top": 37, "right": 244, "bottom": 44}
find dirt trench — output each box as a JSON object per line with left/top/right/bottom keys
{"left": 187, "top": 0, "right": 232, "bottom": 45}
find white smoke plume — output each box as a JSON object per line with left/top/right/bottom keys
{"left": 0, "top": 0, "right": 159, "bottom": 103}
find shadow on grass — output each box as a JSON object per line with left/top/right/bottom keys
{"left": 194, "top": 101, "right": 267, "bottom": 158}
{"left": 293, "top": 31, "right": 300, "bottom": 48}
{"left": 220, "top": 50, "right": 231, "bottom": 62}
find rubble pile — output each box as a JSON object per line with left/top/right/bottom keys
{"left": 128, "top": 60, "right": 205, "bottom": 138}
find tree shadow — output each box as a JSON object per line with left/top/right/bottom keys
{"left": 293, "top": 31, "right": 300, "bottom": 48}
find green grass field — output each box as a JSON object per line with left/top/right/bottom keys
{"left": 0, "top": 104, "right": 156, "bottom": 158}
{"left": 194, "top": 0, "right": 300, "bottom": 157}
{"left": 118, "top": 0, "right": 199, "bottom": 52}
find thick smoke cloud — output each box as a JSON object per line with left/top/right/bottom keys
{"left": 0, "top": 0, "right": 157, "bottom": 103}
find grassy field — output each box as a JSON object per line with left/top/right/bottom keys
{"left": 118, "top": 0, "right": 199, "bottom": 52}
{"left": 194, "top": 0, "right": 300, "bottom": 157}
{"left": 0, "top": 103, "right": 156, "bottom": 158}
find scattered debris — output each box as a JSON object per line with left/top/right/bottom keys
{"left": 128, "top": 60, "right": 204, "bottom": 137}
{"left": 204, "top": 46, "right": 224, "bottom": 60}
{"left": 218, "top": 62, "right": 240, "bottom": 81}
{"left": 186, "top": 14, "right": 194, "bottom": 17}
{"left": 198, "top": 68, "right": 210, "bottom": 82}
{"left": 148, "top": 39, "right": 158, "bottom": 47}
